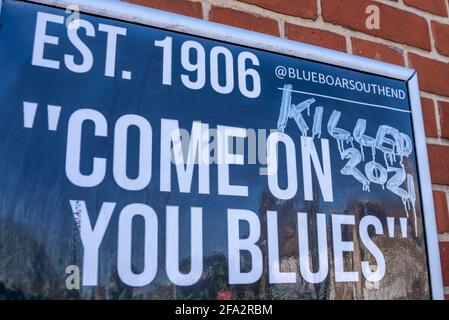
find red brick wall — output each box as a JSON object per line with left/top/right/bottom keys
{"left": 124, "top": 0, "right": 449, "bottom": 299}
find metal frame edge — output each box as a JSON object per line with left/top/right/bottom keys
{"left": 408, "top": 74, "right": 445, "bottom": 300}
{"left": 4, "top": 0, "right": 443, "bottom": 300}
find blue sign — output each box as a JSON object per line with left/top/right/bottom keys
{"left": 0, "top": 0, "right": 431, "bottom": 299}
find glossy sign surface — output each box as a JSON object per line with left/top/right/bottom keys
{"left": 0, "top": 0, "right": 430, "bottom": 299}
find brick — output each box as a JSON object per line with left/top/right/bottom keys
{"left": 439, "top": 101, "right": 449, "bottom": 140}
{"left": 440, "top": 242, "right": 449, "bottom": 286}
{"left": 351, "top": 38, "right": 404, "bottom": 66}
{"left": 446, "top": 294, "right": 449, "bottom": 300}
{"left": 239, "top": 0, "right": 317, "bottom": 19}
{"left": 285, "top": 23, "right": 346, "bottom": 52}
{"left": 421, "top": 98, "right": 438, "bottom": 138}
{"left": 433, "top": 191, "right": 449, "bottom": 233}
{"left": 432, "top": 21, "right": 449, "bottom": 57}
{"left": 404, "top": 0, "right": 448, "bottom": 17}
{"left": 124, "top": 0, "right": 202, "bottom": 18}
{"left": 321, "top": 0, "right": 431, "bottom": 51}
{"left": 428, "top": 144, "right": 449, "bottom": 185}
{"left": 209, "top": 6, "right": 279, "bottom": 36}
{"left": 409, "top": 53, "right": 449, "bottom": 97}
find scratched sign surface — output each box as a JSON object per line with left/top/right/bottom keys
{"left": 0, "top": 0, "right": 430, "bottom": 299}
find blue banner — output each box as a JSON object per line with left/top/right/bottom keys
{"left": 0, "top": 0, "right": 430, "bottom": 299}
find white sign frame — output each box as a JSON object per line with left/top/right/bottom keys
{"left": 2, "top": 0, "right": 444, "bottom": 299}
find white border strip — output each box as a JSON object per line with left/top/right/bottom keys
{"left": 409, "top": 74, "right": 444, "bottom": 300}
{"left": 279, "top": 87, "right": 412, "bottom": 113}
